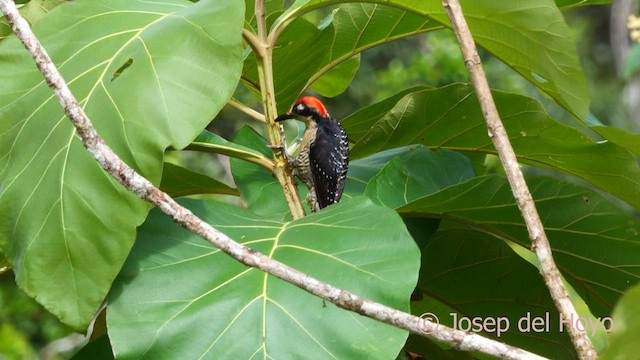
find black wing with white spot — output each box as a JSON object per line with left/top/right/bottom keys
{"left": 310, "top": 118, "right": 349, "bottom": 209}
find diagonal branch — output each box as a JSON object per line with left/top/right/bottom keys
{"left": 1, "top": 0, "right": 545, "bottom": 359}
{"left": 441, "top": 1, "right": 596, "bottom": 359}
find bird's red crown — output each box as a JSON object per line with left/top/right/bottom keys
{"left": 295, "top": 96, "right": 328, "bottom": 117}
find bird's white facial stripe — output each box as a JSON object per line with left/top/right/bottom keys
{"left": 296, "top": 104, "right": 305, "bottom": 112}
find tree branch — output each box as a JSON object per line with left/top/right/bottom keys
{"left": 1, "top": 0, "right": 546, "bottom": 358}
{"left": 441, "top": 1, "right": 596, "bottom": 359}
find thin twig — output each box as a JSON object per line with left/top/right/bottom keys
{"left": 1, "top": 0, "right": 548, "bottom": 358}
{"left": 227, "top": 98, "right": 266, "bottom": 123}
{"left": 441, "top": 1, "right": 596, "bottom": 359}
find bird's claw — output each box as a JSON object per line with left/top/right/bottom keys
{"left": 268, "top": 143, "right": 294, "bottom": 166}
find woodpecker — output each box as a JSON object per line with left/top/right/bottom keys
{"left": 275, "top": 96, "right": 349, "bottom": 212}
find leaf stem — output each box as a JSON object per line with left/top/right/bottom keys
{"left": 184, "top": 142, "right": 274, "bottom": 171}
{"left": 441, "top": 0, "right": 596, "bottom": 358}
{"left": 242, "top": 28, "right": 263, "bottom": 56}
{"left": 227, "top": 98, "right": 266, "bottom": 123}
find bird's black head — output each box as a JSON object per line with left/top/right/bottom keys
{"left": 276, "top": 96, "right": 329, "bottom": 123}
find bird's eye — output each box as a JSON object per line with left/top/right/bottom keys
{"left": 296, "top": 104, "right": 305, "bottom": 112}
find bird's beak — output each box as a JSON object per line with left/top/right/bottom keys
{"left": 275, "top": 112, "right": 296, "bottom": 122}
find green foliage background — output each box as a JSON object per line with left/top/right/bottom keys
{"left": 1, "top": 0, "right": 640, "bottom": 359}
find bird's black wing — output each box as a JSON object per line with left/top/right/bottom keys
{"left": 310, "top": 120, "right": 349, "bottom": 209}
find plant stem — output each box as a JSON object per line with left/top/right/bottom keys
{"left": 441, "top": 0, "right": 596, "bottom": 358}
{"left": 228, "top": 98, "right": 266, "bottom": 123}
{"left": 250, "top": 0, "right": 305, "bottom": 219}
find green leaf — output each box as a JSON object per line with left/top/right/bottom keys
{"left": 404, "top": 333, "right": 473, "bottom": 359}
{"left": 0, "top": 0, "right": 66, "bottom": 41}
{"left": 600, "top": 283, "right": 640, "bottom": 360}
{"left": 310, "top": 55, "right": 360, "bottom": 97}
{"left": 229, "top": 127, "right": 294, "bottom": 219}
{"left": 346, "top": 147, "right": 472, "bottom": 250}
{"left": 159, "top": 162, "right": 238, "bottom": 198}
{"left": 309, "top": 3, "right": 440, "bottom": 98}
{"left": 430, "top": 0, "right": 590, "bottom": 118}
{"left": 364, "top": 149, "right": 475, "bottom": 209}
{"left": 244, "top": 3, "right": 440, "bottom": 110}
{"left": 346, "top": 143, "right": 427, "bottom": 196}
{"left": 279, "top": 0, "right": 589, "bottom": 118}
{"left": 243, "top": 16, "right": 333, "bottom": 112}
{"left": 71, "top": 336, "right": 114, "bottom": 360}
{"left": 402, "top": 217, "right": 440, "bottom": 253}
{"left": 343, "top": 85, "right": 640, "bottom": 209}
{"left": 345, "top": 147, "right": 474, "bottom": 255}
{"left": 555, "top": 0, "right": 614, "bottom": 8}
{"left": 273, "top": 17, "right": 332, "bottom": 111}
{"left": 0, "top": 0, "right": 243, "bottom": 329}
{"left": 411, "top": 224, "right": 575, "bottom": 359}
{"left": 108, "top": 198, "right": 419, "bottom": 359}
{"left": 622, "top": 43, "right": 640, "bottom": 79}
{"left": 504, "top": 238, "right": 610, "bottom": 354}
{"left": 400, "top": 176, "right": 640, "bottom": 317}
{"left": 245, "top": 0, "right": 284, "bottom": 25}
{"left": 590, "top": 125, "right": 640, "bottom": 156}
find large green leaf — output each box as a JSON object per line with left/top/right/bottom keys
{"left": 279, "top": 0, "right": 589, "bottom": 118}
{"left": 108, "top": 198, "right": 419, "bottom": 359}
{"left": 243, "top": 3, "right": 439, "bottom": 111}
{"left": 346, "top": 142, "right": 430, "bottom": 196}
{"left": 244, "top": 0, "right": 284, "bottom": 25}
{"left": 309, "top": 3, "right": 440, "bottom": 98}
{"left": 590, "top": 125, "right": 640, "bottom": 157}
{"left": 243, "top": 16, "right": 333, "bottom": 113}
{"left": 0, "top": 0, "right": 66, "bottom": 41}
{"left": 555, "top": 0, "right": 614, "bottom": 8}
{"left": 400, "top": 176, "right": 640, "bottom": 317}
{"left": 229, "top": 126, "right": 293, "bottom": 219}
{"left": 600, "top": 283, "right": 640, "bottom": 359}
{"left": 0, "top": 0, "right": 243, "bottom": 329}
{"left": 410, "top": 224, "right": 575, "bottom": 359}
{"left": 423, "top": 0, "right": 590, "bottom": 118}
{"left": 342, "top": 85, "right": 640, "bottom": 209}
{"left": 159, "top": 162, "right": 238, "bottom": 198}
{"left": 309, "top": 55, "right": 361, "bottom": 98}
{"left": 71, "top": 335, "right": 114, "bottom": 360}
{"left": 351, "top": 146, "right": 610, "bottom": 356}
{"left": 363, "top": 148, "right": 475, "bottom": 209}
